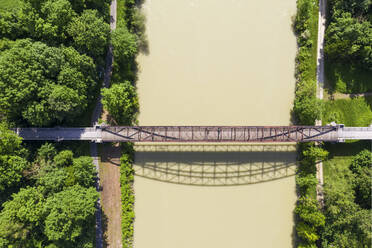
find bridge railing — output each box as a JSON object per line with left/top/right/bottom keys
{"left": 101, "top": 126, "right": 339, "bottom": 142}
{"left": 11, "top": 125, "right": 347, "bottom": 142}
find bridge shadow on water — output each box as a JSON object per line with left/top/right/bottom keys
{"left": 133, "top": 144, "right": 298, "bottom": 186}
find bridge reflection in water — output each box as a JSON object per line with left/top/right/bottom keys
{"left": 134, "top": 143, "right": 297, "bottom": 186}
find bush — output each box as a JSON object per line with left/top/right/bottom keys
{"left": 295, "top": 143, "right": 327, "bottom": 247}
{"left": 292, "top": 0, "right": 320, "bottom": 125}
{"left": 120, "top": 143, "right": 135, "bottom": 248}
{"left": 293, "top": 80, "right": 323, "bottom": 125}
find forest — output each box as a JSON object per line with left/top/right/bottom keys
{"left": 0, "top": 0, "right": 111, "bottom": 127}
{"left": 0, "top": 0, "right": 141, "bottom": 246}
{"left": 0, "top": 0, "right": 112, "bottom": 247}
{"left": 0, "top": 123, "right": 98, "bottom": 247}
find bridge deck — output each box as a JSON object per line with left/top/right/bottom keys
{"left": 14, "top": 125, "right": 372, "bottom": 143}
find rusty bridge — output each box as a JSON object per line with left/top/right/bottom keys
{"left": 14, "top": 125, "right": 372, "bottom": 143}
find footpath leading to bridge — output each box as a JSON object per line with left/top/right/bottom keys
{"left": 14, "top": 125, "right": 372, "bottom": 143}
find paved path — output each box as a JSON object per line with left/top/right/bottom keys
{"left": 315, "top": 0, "right": 327, "bottom": 208}
{"left": 91, "top": 0, "right": 117, "bottom": 247}
{"left": 316, "top": 0, "right": 326, "bottom": 103}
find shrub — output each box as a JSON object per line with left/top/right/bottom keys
{"left": 120, "top": 143, "right": 135, "bottom": 248}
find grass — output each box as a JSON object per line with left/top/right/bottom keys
{"left": 323, "top": 141, "right": 370, "bottom": 193}
{"left": 0, "top": 0, "right": 19, "bottom": 10}
{"left": 324, "top": 60, "right": 372, "bottom": 94}
{"left": 322, "top": 96, "right": 372, "bottom": 126}
{"left": 323, "top": 141, "right": 371, "bottom": 193}
{"left": 308, "top": 2, "right": 319, "bottom": 82}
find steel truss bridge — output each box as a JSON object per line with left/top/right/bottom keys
{"left": 14, "top": 125, "right": 372, "bottom": 143}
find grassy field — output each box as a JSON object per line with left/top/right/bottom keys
{"left": 324, "top": 59, "right": 372, "bottom": 94}
{"left": 323, "top": 140, "right": 371, "bottom": 199}
{"left": 322, "top": 96, "right": 372, "bottom": 126}
{"left": 0, "top": 0, "right": 19, "bottom": 10}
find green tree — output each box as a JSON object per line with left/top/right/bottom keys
{"left": 101, "top": 81, "right": 139, "bottom": 125}
{"left": 0, "top": 123, "right": 28, "bottom": 192}
{"left": 350, "top": 150, "right": 371, "bottom": 209}
{"left": 293, "top": 80, "right": 323, "bottom": 125}
{"left": 0, "top": 39, "right": 96, "bottom": 126}
{"left": 330, "top": 0, "right": 371, "bottom": 17}
{"left": 295, "top": 196, "right": 325, "bottom": 228}
{"left": 36, "top": 166, "right": 68, "bottom": 195}
{"left": 36, "top": 143, "right": 57, "bottom": 165}
{"left": 71, "top": 157, "right": 96, "bottom": 188}
{"left": 350, "top": 149, "right": 371, "bottom": 172}
{"left": 68, "top": 0, "right": 111, "bottom": 14}
{"left": 296, "top": 221, "right": 319, "bottom": 243}
{"left": 303, "top": 146, "right": 329, "bottom": 163}
{"left": 325, "top": 12, "right": 372, "bottom": 70}
{"left": 111, "top": 25, "right": 138, "bottom": 66}
{"left": 48, "top": 85, "right": 83, "bottom": 122}
{"left": 53, "top": 150, "right": 74, "bottom": 168}
{"left": 0, "top": 8, "right": 27, "bottom": 39}
{"left": 0, "top": 187, "right": 45, "bottom": 247}
{"left": 296, "top": 174, "right": 318, "bottom": 195}
{"left": 43, "top": 185, "right": 98, "bottom": 243}
{"left": 39, "top": 0, "right": 76, "bottom": 43}
{"left": 67, "top": 9, "right": 110, "bottom": 59}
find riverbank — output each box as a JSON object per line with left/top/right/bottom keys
{"left": 292, "top": 0, "right": 327, "bottom": 247}
{"left": 107, "top": 0, "right": 144, "bottom": 247}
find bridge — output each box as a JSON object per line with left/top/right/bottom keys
{"left": 14, "top": 125, "right": 372, "bottom": 143}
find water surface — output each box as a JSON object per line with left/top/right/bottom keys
{"left": 134, "top": 0, "right": 297, "bottom": 247}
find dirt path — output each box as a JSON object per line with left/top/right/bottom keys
{"left": 99, "top": 143, "right": 122, "bottom": 248}
{"left": 315, "top": 0, "right": 327, "bottom": 208}
{"left": 91, "top": 0, "right": 118, "bottom": 247}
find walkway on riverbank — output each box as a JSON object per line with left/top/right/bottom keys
{"left": 315, "top": 0, "right": 327, "bottom": 208}
{"left": 90, "top": 0, "right": 119, "bottom": 247}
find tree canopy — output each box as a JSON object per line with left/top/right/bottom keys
{"left": 325, "top": 12, "right": 372, "bottom": 70}
{"left": 43, "top": 186, "right": 98, "bottom": 244}
{"left": 67, "top": 9, "right": 110, "bottom": 59}
{"left": 0, "top": 123, "right": 28, "bottom": 193}
{"left": 101, "top": 81, "right": 139, "bottom": 125}
{"left": 325, "top": 0, "right": 372, "bottom": 71}
{"left": 0, "top": 39, "right": 96, "bottom": 126}
{"left": 0, "top": 143, "right": 98, "bottom": 247}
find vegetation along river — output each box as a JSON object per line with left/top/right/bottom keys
{"left": 134, "top": 0, "right": 298, "bottom": 247}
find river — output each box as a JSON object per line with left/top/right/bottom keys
{"left": 134, "top": 0, "right": 298, "bottom": 247}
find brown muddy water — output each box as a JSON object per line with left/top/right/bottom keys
{"left": 134, "top": 0, "right": 298, "bottom": 247}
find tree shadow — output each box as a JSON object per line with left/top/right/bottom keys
{"left": 101, "top": 210, "right": 109, "bottom": 248}
{"left": 133, "top": 144, "right": 298, "bottom": 186}
{"left": 100, "top": 143, "right": 121, "bottom": 166}
{"left": 324, "top": 140, "right": 371, "bottom": 158}
{"left": 324, "top": 59, "right": 372, "bottom": 94}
